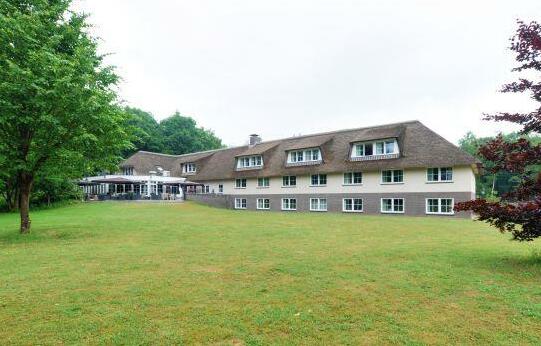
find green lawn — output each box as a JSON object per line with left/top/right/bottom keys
{"left": 1, "top": 202, "right": 541, "bottom": 345}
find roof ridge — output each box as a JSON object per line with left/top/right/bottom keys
{"left": 135, "top": 120, "right": 420, "bottom": 159}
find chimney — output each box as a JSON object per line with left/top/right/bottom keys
{"left": 249, "top": 134, "right": 262, "bottom": 147}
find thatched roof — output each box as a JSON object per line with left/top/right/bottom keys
{"left": 120, "top": 121, "right": 479, "bottom": 181}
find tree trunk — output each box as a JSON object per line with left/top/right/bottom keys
{"left": 19, "top": 173, "right": 33, "bottom": 234}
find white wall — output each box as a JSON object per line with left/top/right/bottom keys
{"left": 199, "top": 166, "right": 476, "bottom": 195}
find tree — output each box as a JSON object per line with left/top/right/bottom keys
{"left": 456, "top": 20, "right": 541, "bottom": 241}
{"left": 123, "top": 107, "right": 163, "bottom": 156}
{"left": 159, "top": 112, "right": 223, "bottom": 155}
{"left": 0, "top": 1, "right": 129, "bottom": 233}
{"left": 458, "top": 131, "right": 541, "bottom": 199}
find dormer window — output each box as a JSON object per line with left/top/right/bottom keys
{"left": 351, "top": 139, "right": 399, "bottom": 161}
{"left": 237, "top": 155, "right": 263, "bottom": 169}
{"left": 183, "top": 163, "right": 196, "bottom": 174}
{"left": 287, "top": 148, "right": 321, "bottom": 164}
{"left": 123, "top": 167, "right": 134, "bottom": 176}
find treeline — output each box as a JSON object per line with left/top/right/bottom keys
{"left": 458, "top": 131, "right": 541, "bottom": 199}
{"left": 124, "top": 107, "right": 224, "bottom": 156}
{"left": 0, "top": 107, "right": 223, "bottom": 211}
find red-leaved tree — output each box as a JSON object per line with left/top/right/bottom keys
{"left": 455, "top": 20, "right": 541, "bottom": 241}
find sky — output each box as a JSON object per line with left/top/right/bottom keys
{"left": 73, "top": 0, "right": 541, "bottom": 147}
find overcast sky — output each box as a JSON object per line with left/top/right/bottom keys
{"left": 73, "top": 0, "right": 540, "bottom": 147}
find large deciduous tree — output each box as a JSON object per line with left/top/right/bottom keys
{"left": 456, "top": 20, "right": 541, "bottom": 241}
{"left": 159, "top": 112, "right": 223, "bottom": 155}
{"left": 0, "top": 0, "right": 129, "bottom": 233}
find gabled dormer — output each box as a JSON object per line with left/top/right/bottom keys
{"left": 350, "top": 138, "right": 399, "bottom": 161}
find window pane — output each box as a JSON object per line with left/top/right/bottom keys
{"left": 394, "top": 199, "right": 404, "bottom": 212}
{"left": 382, "top": 171, "right": 392, "bottom": 183}
{"left": 427, "top": 168, "right": 439, "bottom": 182}
{"left": 320, "top": 175, "right": 327, "bottom": 185}
{"left": 365, "top": 144, "right": 373, "bottom": 156}
{"left": 291, "top": 199, "right": 296, "bottom": 209}
{"left": 311, "top": 199, "right": 318, "bottom": 210}
{"left": 441, "top": 167, "right": 453, "bottom": 181}
{"left": 311, "top": 175, "right": 318, "bottom": 185}
{"left": 290, "top": 176, "right": 296, "bottom": 186}
{"left": 382, "top": 199, "right": 392, "bottom": 212}
{"left": 353, "top": 172, "right": 363, "bottom": 184}
{"left": 427, "top": 199, "right": 439, "bottom": 213}
{"left": 376, "top": 142, "right": 384, "bottom": 155}
{"left": 313, "top": 149, "right": 320, "bottom": 160}
{"left": 344, "top": 199, "right": 352, "bottom": 211}
{"left": 441, "top": 199, "right": 453, "bottom": 213}
{"left": 393, "top": 170, "right": 403, "bottom": 183}
{"left": 320, "top": 199, "right": 327, "bottom": 210}
{"left": 344, "top": 173, "right": 352, "bottom": 184}
{"left": 355, "top": 144, "right": 364, "bottom": 156}
{"left": 354, "top": 199, "right": 363, "bottom": 211}
{"left": 385, "top": 141, "right": 395, "bottom": 154}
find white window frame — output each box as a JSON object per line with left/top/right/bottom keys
{"left": 234, "top": 198, "right": 247, "bottom": 210}
{"left": 310, "top": 198, "right": 328, "bottom": 212}
{"left": 351, "top": 139, "right": 399, "bottom": 159}
{"left": 425, "top": 198, "right": 455, "bottom": 215}
{"left": 310, "top": 174, "right": 327, "bottom": 186}
{"left": 381, "top": 170, "right": 404, "bottom": 184}
{"left": 282, "top": 176, "right": 297, "bottom": 187}
{"left": 257, "top": 198, "right": 271, "bottom": 210}
{"left": 235, "top": 178, "right": 247, "bottom": 189}
{"left": 380, "top": 198, "right": 405, "bottom": 214}
{"left": 218, "top": 184, "right": 224, "bottom": 193}
{"left": 257, "top": 177, "right": 270, "bottom": 188}
{"left": 426, "top": 167, "right": 454, "bottom": 183}
{"left": 183, "top": 163, "right": 196, "bottom": 174}
{"left": 342, "top": 198, "right": 363, "bottom": 213}
{"left": 343, "top": 172, "right": 363, "bottom": 185}
{"left": 287, "top": 148, "right": 321, "bottom": 164}
{"left": 281, "top": 198, "right": 297, "bottom": 211}
{"left": 123, "top": 167, "right": 134, "bottom": 176}
{"left": 237, "top": 155, "right": 263, "bottom": 169}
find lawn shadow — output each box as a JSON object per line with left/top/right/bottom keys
{"left": 0, "top": 225, "right": 97, "bottom": 245}
{"left": 459, "top": 249, "right": 541, "bottom": 278}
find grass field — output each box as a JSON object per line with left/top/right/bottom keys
{"left": 1, "top": 202, "right": 541, "bottom": 345}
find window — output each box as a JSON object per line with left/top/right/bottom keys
{"left": 204, "top": 185, "right": 210, "bottom": 194}
{"left": 287, "top": 148, "right": 321, "bottom": 164}
{"left": 344, "top": 172, "right": 363, "bottom": 185}
{"left": 282, "top": 198, "right": 297, "bottom": 210}
{"left": 258, "top": 177, "right": 270, "bottom": 188}
{"left": 352, "top": 139, "right": 398, "bottom": 158}
{"left": 183, "top": 163, "right": 196, "bottom": 173}
{"left": 234, "top": 198, "right": 247, "bottom": 209}
{"left": 310, "top": 198, "right": 328, "bottom": 211}
{"left": 257, "top": 198, "right": 270, "bottom": 210}
{"left": 237, "top": 155, "right": 263, "bottom": 169}
{"left": 381, "top": 170, "right": 404, "bottom": 184}
{"left": 282, "top": 176, "right": 297, "bottom": 187}
{"left": 235, "top": 178, "right": 247, "bottom": 188}
{"left": 427, "top": 167, "right": 453, "bottom": 182}
{"left": 426, "top": 198, "right": 454, "bottom": 215}
{"left": 311, "top": 174, "right": 327, "bottom": 186}
{"left": 381, "top": 198, "right": 405, "bottom": 213}
{"left": 218, "top": 184, "right": 224, "bottom": 193}
{"left": 123, "top": 167, "right": 134, "bottom": 175}
{"left": 343, "top": 198, "right": 363, "bottom": 212}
